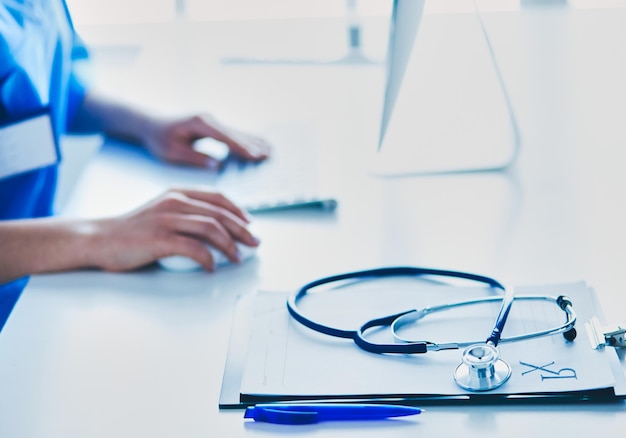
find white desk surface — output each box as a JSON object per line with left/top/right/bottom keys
{"left": 2, "top": 4, "right": 626, "bottom": 437}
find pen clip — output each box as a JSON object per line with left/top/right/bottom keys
{"left": 245, "top": 406, "right": 318, "bottom": 425}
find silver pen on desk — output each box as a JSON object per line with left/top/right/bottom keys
{"left": 245, "top": 197, "right": 337, "bottom": 214}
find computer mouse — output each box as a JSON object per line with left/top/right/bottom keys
{"left": 158, "top": 241, "right": 258, "bottom": 272}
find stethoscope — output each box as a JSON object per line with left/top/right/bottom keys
{"left": 287, "top": 267, "right": 578, "bottom": 392}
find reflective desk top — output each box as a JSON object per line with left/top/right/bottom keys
{"left": 1, "top": 4, "right": 625, "bottom": 437}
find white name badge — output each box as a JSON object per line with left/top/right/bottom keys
{"left": 0, "top": 110, "right": 59, "bottom": 180}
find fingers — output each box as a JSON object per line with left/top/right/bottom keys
{"left": 150, "top": 114, "right": 271, "bottom": 167}
{"left": 160, "top": 214, "right": 239, "bottom": 267}
{"left": 221, "top": 130, "right": 271, "bottom": 162}
{"left": 187, "top": 115, "right": 271, "bottom": 162}
{"left": 161, "top": 235, "right": 217, "bottom": 272}
{"left": 147, "top": 113, "right": 272, "bottom": 167}
{"left": 167, "top": 147, "right": 221, "bottom": 169}
{"left": 151, "top": 189, "right": 260, "bottom": 265}
{"left": 158, "top": 211, "right": 260, "bottom": 270}
{"left": 100, "top": 189, "right": 258, "bottom": 273}
{"left": 165, "top": 188, "right": 252, "bottom": 225}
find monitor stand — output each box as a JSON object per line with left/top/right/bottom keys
{"left": 370, "top": 6, "right": 520, "bottom": 177}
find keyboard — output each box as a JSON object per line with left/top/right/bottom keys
{"left": 199, "top": 126, "right": 337, "bottom": 214}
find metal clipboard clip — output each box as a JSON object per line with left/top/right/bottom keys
{"left": 585, "top": 317, "right": 626, "bottom": 349}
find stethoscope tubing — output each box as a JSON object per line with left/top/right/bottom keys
{"left": 391, "top": 295, "right": 577, "bottom": 349}
{"left": 287, "top": 266, "right": 577, "bottom": 355}
{"left": 286, "top": 266, "right": 507, "bottom": 340}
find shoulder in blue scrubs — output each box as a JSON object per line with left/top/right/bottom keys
{"left": 0, "top": 0, "right": 88, "bottom": 331}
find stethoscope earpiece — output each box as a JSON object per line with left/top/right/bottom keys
{"left": 563, "top": 327, "right": 577, "bottom": 342}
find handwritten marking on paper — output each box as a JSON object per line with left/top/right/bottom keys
{"left": 519, "top": 361, "right": 578, "bottom": 381}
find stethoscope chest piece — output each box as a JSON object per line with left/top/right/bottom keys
{"left": 453, "top": 343, "right": 511, "bottom": 391}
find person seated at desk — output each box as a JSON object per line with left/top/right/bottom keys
{"left": 0, "top": 0, "right": 266, "bottom": 330}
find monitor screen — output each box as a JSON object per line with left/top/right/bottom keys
{"left": 379, "top": 0, "right": 425, "bottom": 147}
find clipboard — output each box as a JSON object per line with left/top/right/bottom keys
{"left": 219, "top": 281, "right": 626, "bottom": 409}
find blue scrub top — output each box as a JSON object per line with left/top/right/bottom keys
{"left": 0, "top": 0, "right": 88, "bottom": 331}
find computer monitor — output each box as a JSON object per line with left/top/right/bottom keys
{"left": 372, "top": 0, "right": 520, "bottom": 176}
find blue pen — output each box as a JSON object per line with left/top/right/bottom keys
{"left": 244, "top": 403, "right": 423, "bottom": 425}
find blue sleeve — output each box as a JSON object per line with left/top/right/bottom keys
{"left": 0, "top": 31, "right": 16, "bottom": 120}
{"left": 0, "top": 278, "right": 29, "bottom": 333}
{"left": 0, "top": 33, "right": 14, "bottom": 79}
{"left": 63, "top": 0, "right": 91, "bottom": 131}
{"left": 65, "top": 70, "right": 87, "bottom": 132}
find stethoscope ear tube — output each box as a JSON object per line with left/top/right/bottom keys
{"left": 286, "top": 267, "right": 577, "bottom": 355}
{"left": 355, "top": 311, "right": 429, "bottom": 354}
{"left": 557, "top": 295, "right": 578, "bottom": 342}
{"left": 286, "top": 266, "right": 508, "bottom": 354}
{"left": 287, "top": 294, "right": 355, "bottom": 339}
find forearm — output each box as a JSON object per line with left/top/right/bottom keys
{"left": 0, "top": 218, "right": 102, "bottom": 283}
{"left": 0, "top": 188, "right": 260, "bottom": 282}
{"left": 69, "top": 91, "right": 158, "bottom": 146}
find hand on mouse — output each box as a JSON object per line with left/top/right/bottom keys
{"left": 142, "top": 113, "right": 272, "bottom": 169}
{"left": 87, "top": 188, "right": 260, "bottom": 272}
{"left": 158, "top": 241, "right": 259, "bottom": 272}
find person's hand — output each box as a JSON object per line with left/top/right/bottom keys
{"left": 143, "top": 113, "right": 271, "bottom": 168}
{"left": 90, "top": 188, "right": 260, "bottom": 272}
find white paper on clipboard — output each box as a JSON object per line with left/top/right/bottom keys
{"left": 220, "top": 280, "right": 626, "bottom": 407}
